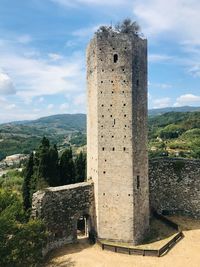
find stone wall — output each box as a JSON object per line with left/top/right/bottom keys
{"left": 31, "top": 158, "right": 200, "bottom": 255}
{"left": 32, "top": 181, "right": 95, "bottom": 255}
{"left": 149, "top": 158, "right": 200, "bottom": 218}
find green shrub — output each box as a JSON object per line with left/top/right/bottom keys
{"left": 0, "top": 189, "right": 47, "bottom": 266}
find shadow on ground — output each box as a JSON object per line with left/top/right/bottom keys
{"left": 143, "top": 217, "right": 177, "bottom": 244}
{"left": 166, "top": 215, "right": 200, "bottom": 231}
{"left": 45, "top": 238, "right": 92, "bottom": 266}
{"left": 46, "top": 257, "right": 76, "bottom": 267}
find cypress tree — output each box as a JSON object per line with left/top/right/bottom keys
{"left": 36, "top": 137, "right": 51, "bottom": 188}
{"left": 22, "top": 152, "right": 34, "bottom": 211}
{"left": 75, "top": 151, "right": 86, "bottom": 183}
{"left": 48, "top": 144, "right": 59, "bottom": 186}
{"left": 59, "top": 147, "right": 75, "bottom": 185}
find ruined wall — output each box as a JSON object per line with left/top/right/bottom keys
{"left": 31, "top": 158, "right": 200, "bottom": 255}
{"left": 87, "top": 30, "right": 149, "bottom": 245}
{"left": 149, "top": 158, "right": 200, "bottom": 218}
{"left": 32, "top": 181, "right": 95, "bottom": 255}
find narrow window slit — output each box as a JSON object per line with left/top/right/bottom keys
{"left": 114, "top": 54, "right": 118, "bottom": 63}
{"left": 137, "top": 175, "right": 140, "bottom": 189}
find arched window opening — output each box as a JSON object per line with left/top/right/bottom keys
{"left": 114, "top": 54, "right": 118, "bottom": 63}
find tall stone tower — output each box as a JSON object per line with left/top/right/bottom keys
{"left": 87, "top": 25, "right": 149, "bottom": 245}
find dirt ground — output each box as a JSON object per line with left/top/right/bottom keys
{"left": 45, "top": 216, "right": 200, "bottom": 267}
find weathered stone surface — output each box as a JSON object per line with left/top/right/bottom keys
{"left": 32, "top": 158, "right": 200, "bottom": 254}
{"left": 87, "top": 30, "right": 149, "bottom": 245}
{"left": 32, "top": 181, "right": 95, "bottom": 255}
{"left": 149, "top": 158, "right": 200, "bottom": 219}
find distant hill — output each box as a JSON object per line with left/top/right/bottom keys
{"left": 148, "top": 106, "right": 200, "bottom": 116}
{"left": 148, "top": 111, "right": 200, "bottom": 159}
{"left": 0, "top": 108, "right": 200, "bottom": 159}
{"left": 4, "top": 113, "right": 86, "bottom": 131}
{"left": 0, "top": 114, "right": 86, "bottom": 159}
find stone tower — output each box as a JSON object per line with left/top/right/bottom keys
{"left": 87, "top": 26, "right": 149, "bottom": 245}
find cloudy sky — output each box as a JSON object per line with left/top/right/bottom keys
{"left": 0, "top": 0, "right": 200, "bottom": 123}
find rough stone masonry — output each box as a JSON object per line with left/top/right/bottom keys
{"left": 32, "top": 158, "right": 200, "bottom": 254}
{"left": 87, "top": 27, "right": 149, "bottom": 245}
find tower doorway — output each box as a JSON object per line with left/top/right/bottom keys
{"left": 77, "top": 215, "right": 89, "bottom": 240}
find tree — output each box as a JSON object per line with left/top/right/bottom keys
{"left": 22, "top": 153, "right": 34, "bottom": 211}
{"left": 0, "top": 189, "right": 47, "bottom": 266}
{"left": 26, "top": 137, "right": 59, "bottom": 205}
{"left": 75, "top": 151, "right": 86, "bottom": 183}
{"left": 34, "top": 137, "right": 52, "bottom": 189}
{"left": 115, "top": 18, "right": 140, "bottom": 35}
{"left": 47, "top": 145, "right": 59, "bottom": 186}
{"left": 41, "top": 136, "right": 50, "bottom": 148}
{"left": 59, "top": 147, "right": 75, "bottom": 185}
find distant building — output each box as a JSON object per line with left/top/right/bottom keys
{"left": 4, "top": 154, "right": 28, "bottom": 166}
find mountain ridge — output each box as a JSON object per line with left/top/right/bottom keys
{"left": 1, "top": 106, "right": 200, "bottom": 126}
{"left": 0, "top": 107, "right": 200, "bottom": 159}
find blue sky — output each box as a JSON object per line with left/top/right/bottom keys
{"left": 0, "top": 0, "right": 200, "bottom": 123}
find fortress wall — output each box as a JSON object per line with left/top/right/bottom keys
{"left": 32, "top": 181, "right": 95, "bottom": 255}
{"left": 31, "top": 158, "right": 200, "bottom": 255}
{"left": 149, "top": 158, "right": 200, "bottom": 218}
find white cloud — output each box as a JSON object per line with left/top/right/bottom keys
{"left": 5, "top": 104, "right": 16, "bottom": 110}
{"left": 48, "top": 53, "right": 63, "bottom": 61}
{"left": 152, "top": 97, "right": 171, "bottom": 108}
{"left": 174, "top": 94, "right": 200, "bottom": 106}
{"left": 60, "top": 103, "right": 69, "bottom": 111}
{"left": 0, "top": 72, "right": 16, "bottom": 95}
{"left": 73, "top": 93, "right": 86, "bottom": 106}
{"left": 73, "top": 25, "right": 100, "bottom": 38}
{"left": 187, "top": 64, "right": 200, "bottom": 77}
{"left": 47, "top": 104, "right": 54, "bottom": 110}
{"left": 0, "top": 47, "right": 85, "bottom": 100}
{"left": 133, "top": 0, "right": 200, "bottom": 44}
{"left": 38, "top": 97, "right": 44, "bottom": 103}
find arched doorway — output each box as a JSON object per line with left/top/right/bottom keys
{"left": 74, "top": 213, "right": 95, "bottom": 244}
{"left": 77, "top": 215, "right": 89, "bottom": 239}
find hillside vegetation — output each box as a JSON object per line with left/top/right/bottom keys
{"left": 149, "top": 111, "right": 200, "bottom": 158}
{"left": 0, "top": 110, "right": 200, "bottom": 160}
{"left": 0, "top": 114, "right": 86, "bottom": 160}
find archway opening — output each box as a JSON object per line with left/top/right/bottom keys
{"left": 77, "top": 215, "right": 89, "bottom": 240}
